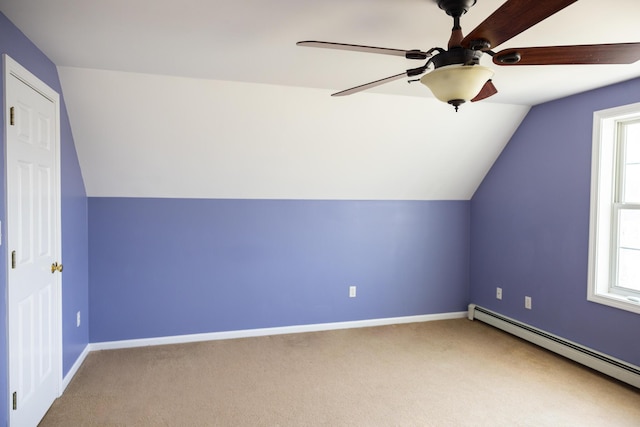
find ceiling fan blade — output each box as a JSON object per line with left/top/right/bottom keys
{"left": 471, "top": 80, "right": 498, "bottom": 102}
{"left": 297, "top": 41, "right": 431, "bottom": 60}
{"left": 331, "top": 73, "right": 408, "bottom": 97}
{"left": 462, "top": 0, "right": 577, "bottom": 51}
{"left": 494, "top": 43, "right": 640, "bottom": 65}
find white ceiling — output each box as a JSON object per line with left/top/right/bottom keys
{"left": 2, "top": 0, "right": 639, "bottom": 199}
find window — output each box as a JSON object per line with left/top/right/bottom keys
{"left": 588, "top": 102, "right": 640, "bottom": 314}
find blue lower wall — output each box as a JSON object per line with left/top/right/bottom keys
{"left": 470, "top": 77, "right": 640, "bottom": 367}
{"left": 89, "top": 198, "right": 470, "bottom": 342}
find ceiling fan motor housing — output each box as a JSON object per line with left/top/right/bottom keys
{"left": 430, "top": 47, "right": 483, "bottom": 69}
{"left": 437, "top": 0, "right": 477, "bottom": 17}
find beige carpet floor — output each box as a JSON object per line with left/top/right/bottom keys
{"left": 40, "top": 319, "right": 640, "bottom": 426}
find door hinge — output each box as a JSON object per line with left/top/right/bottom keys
{"left": 12, "top": 391, "right": 17, "bottom": 410}
{"left": 11, "top": 251, "right": 16, "bottom": 269}
{"left": 9, "top": 106, "right": 15, "bottom": 126}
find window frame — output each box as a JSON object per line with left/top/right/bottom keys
{"left": 588, "top": 102, "right": 640, "bottom": 314}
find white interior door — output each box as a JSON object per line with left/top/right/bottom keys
{"left": 4, "top": 55, "right": 62, "bottom": 427}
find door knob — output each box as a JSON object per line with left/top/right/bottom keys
{"left": 51, "top": 262, "right": 63, "bottom": 273}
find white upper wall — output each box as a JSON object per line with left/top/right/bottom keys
{"left": 58, "top": 67, "right": 529, "bottom": 200}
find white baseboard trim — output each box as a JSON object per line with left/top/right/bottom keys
{"left": 468, "top": 304, "right": 640, "bottom": 389}
{"left": 90, "top": 311, "right": 467, "bottom": 351}
{"left": 61, "top": 344, "right": 91, "bottom": 393}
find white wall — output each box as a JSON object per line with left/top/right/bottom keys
{"left": 59, "top": 67, "right": 530, "bottom": 200}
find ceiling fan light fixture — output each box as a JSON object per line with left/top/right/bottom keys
{"left": 420, "top": 64, "right": 494, "bottom": 110}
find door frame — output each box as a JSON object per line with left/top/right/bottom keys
{"left": 3, "top": 54, "right": 63, "bottom": 423}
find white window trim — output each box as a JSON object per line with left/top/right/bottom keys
{"left": 588, "top": 102, "right": 640, "bottom": 314}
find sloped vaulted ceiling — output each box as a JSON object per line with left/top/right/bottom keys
{"left": 57, "top": 67, "right": 529, "bottom": 199}
{"left": 2, "top": 0, "right": 639, "bottom": 200}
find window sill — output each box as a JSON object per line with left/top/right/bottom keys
{"left": 588, "top": 292, "right": 640, "bottom": 315}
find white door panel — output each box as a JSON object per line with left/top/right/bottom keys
{"left": 5, "top": 55, "right": 61, "bottom": 427}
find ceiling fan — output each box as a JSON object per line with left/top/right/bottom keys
{"left": 297, "top": 0, "right": 640, "bottom": 111}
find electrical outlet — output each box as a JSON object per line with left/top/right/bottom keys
{"left": 77, "top": 311, "right": 81, "bottom": 327}
{"left": 496, "top": 287, "right": 502, "bottom": 300}
{"left": 525, "top": 296, "right": 532, "bottom": 310}
{"left": 349, "top": 286, "right": 356, "bottom": 298}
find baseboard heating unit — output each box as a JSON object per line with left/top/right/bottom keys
{"left": 468, "top": 304, "right": 640, "bottom": 389}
